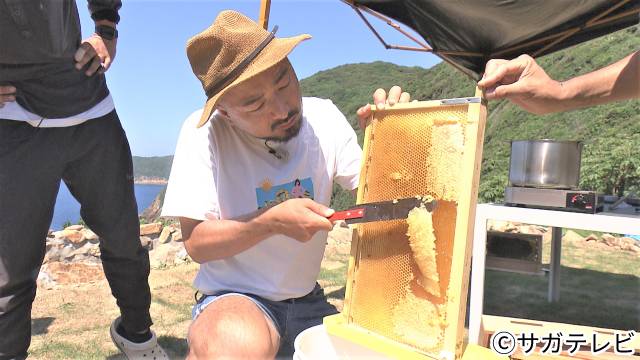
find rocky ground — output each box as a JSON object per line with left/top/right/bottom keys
{"left": 30, "top": 219, "right": 637, "bottom": 358}
{"left": 38, "top": 221, "right": 355, "bottom": 289}
{"left": 487, "top": 220, "right": 640, "bottom": 254}
{"left": 31, "top": 222, "right": 354, "bottom": 358}
{"left": 38, "top": 222, "right": 189, "bottom": 289}
{"left": 37, "top": 218, "right": 638, "bottom": 292}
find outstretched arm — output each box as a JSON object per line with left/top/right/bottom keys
{"left": 477, "top": 51, "right": 639, "bottom": 114}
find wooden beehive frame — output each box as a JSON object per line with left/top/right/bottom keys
{"left": 325, "top": 88, "right": 487, "bottom": 360}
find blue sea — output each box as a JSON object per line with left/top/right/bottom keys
{"left": 50, "top": 182, "right": 165, "bottom": 230}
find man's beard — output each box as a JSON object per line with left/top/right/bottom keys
{"left": 263, "top": 110, "right": 302, "bottom": 143}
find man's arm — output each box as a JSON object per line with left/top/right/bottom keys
{"left": 74, "top": 1, "right": 121, "bottom": 76}
{"left": 357, "top": 52, "right": 638, "bottom": 118}
{"left": 478, "top": 51, "right": 639, "bottom": 114}
{"left": 180, "top": 213, "right": 274, "bottom": 264}
{"left": 181, "top": 198, "right": 335, "bottom": 264}
{"left": 88, "top": 0, "right": 122, "bottom": 24}
{"left": 559, "top": 51, "right": 639, "bottom": 112}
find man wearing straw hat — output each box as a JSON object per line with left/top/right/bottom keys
{"left": 161, "top": 10, "right": 363, "bottom": 359}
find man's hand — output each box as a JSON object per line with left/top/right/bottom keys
{"left": 0, "top": 85, "right": 16, "bottom": 108}
{"left": 262, "top": 198, "right": 335, "bottom": 243}
{"left": 74, "top": 32, "right": 117, "bottom": 76}
{"left": 478, "top": 54, "right": 563, "bottom": 115}
{"left": 356, "top": 85, "right": 411, "bottom": 129}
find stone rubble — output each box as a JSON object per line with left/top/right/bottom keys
{"left": 37, "top": 218, "right": 637, "bottom": 290}
{"left": 487, "top": 220, "right": 640, "bottom": 254}
{"left": 38, "top": 221, "right": 190, "bottom": 289}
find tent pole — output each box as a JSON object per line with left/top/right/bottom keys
{"left": 591, "top": 7, "right": 639, "bottom": 26}
{"left": 492, "top": 6, "right": 638, "bottom": 58}
{"left": 438, "top": 53, "right": 481, "bottom": 80}
{"left": 491, "top": 0, "right": 637, "bottom": 58}
{"left": 259, "top": 0, "right": 271, "bottom": 30}
{"left": 532, "top": 0, "right": 633, "bottom": 57}
{"left": 341, "top": 0, "right": 435, "bottom": 52}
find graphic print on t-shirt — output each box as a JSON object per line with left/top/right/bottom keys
{"left": 256, "top": 177, "right": 314, "bottom": 209}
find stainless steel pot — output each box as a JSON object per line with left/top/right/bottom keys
{"left": 509, "top": 140, "right": 583, "bottom": 189}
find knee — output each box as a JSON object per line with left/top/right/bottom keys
{"left": 0, "top": 279, "right": 36, "bottom": 311}
{"left": 187, "top": 313, "right": 278, "bottom": 359}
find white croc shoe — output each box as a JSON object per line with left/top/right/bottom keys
{"left": 110, "top": 317, "right": 169, "bottom": 360}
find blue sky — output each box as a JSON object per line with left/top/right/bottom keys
{"left": 78, "top": 0, "right": 441, "bottom": 156}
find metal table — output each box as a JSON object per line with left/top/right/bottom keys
{"left": 468, "top": 203, "right": 640, "bottom": 345}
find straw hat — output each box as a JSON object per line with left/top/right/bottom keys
{"left": 186, "top": 10, "right": 311, "bottom": 127}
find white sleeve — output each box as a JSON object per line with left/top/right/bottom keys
{"left": 330, "top": 102, "right": 362, "bottom": 191}
{"left": 161, "top": 110, "right": 220, "bottom": 221}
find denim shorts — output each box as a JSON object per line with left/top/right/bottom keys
{"left": 192, "top": 283, "right": 338, "bottom": 358}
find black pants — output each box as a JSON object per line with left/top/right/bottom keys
{"left": 0, "top": 111, "right": 152, "bottom": 360}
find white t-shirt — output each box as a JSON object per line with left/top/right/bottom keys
{"left": 0, "top": 95, "right": 115, "bottom": 127}
{"left": 162, "top": 97, "right": 362, "bottom": 301}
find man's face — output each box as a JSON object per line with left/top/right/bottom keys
{"left": 217, "top": 59, "right": 303, "bottom": 142}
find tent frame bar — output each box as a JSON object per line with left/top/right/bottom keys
{"left": 501, "top": 0, "right": 636, "bottom": 57}
{"left": 342, "top": 0, "right": 484, "bottom": 78}
{"left": 492, "top": 7, "right": 638, "bottom": 57}
{"left": 343, "top": 0, "right": 488, "bottom": 57}
{"left": 345, "top": 0, "right": 639, "bottom": 65}
{"left": 341, "top": 0, "right": 433, "bottom": 53}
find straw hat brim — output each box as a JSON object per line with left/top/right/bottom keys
{"left": 197, "top": 34, "right": 311, "bottom": 128}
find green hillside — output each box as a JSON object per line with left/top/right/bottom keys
{"left": 134, "top": 26, "right": 637, "bottom": 206}
{"left": 132, "top": 155, "right": 173, "bottom": 179}
{"left": 301, "top": 26, "right": 639, "bottom": 205}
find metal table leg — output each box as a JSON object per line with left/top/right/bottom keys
{"left": 548, "top": 227, "right": 562, "bottom": 302}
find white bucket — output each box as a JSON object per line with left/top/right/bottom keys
{"left": 293, "top": 324, "right": 390, "bottom": 360}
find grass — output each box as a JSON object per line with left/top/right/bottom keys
{"left": 29, "top": 340, "right": 107, "bottom": 360}
{"left": 28, "top": 228, "right": 352, "bottom": 359}
{"left": 484, "top": 233, "right": 640, "bottom": 331}
{"left": 29, "top": 263, "right": 198, "bottom": 359}
{"left": 567, "top": 227, "right": 625, "bottom": 239}
{"left": 318, "top": 264, "right": 348, "bottom": 286}
{"left": 28, "top": 228, "right": 638, "bottom": 358}
{"left": 318, "top": 250, "right": 349, "bottom": 310}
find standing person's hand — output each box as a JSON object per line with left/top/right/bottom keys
{"left": 478, "top": 54, "right": 563, "bottom": 114}
{"left": 356, "top": 86, "right": 411, "bottom": 129}
{"left": 74, "top": 23, "right": 117, "bottom": 76}
{"left": 262, "top": 198, "right": 335, "bottom": 242}
{"left": 0, "top": 85, "right": 16, "bottom": 108}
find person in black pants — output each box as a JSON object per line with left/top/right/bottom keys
{"left": 0, "top": 1, "right": 167, "bottom": 359}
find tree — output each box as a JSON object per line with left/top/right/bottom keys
{"left": 580, "top": 134, "right": 640, "bottom": 197}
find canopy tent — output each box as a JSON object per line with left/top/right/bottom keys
{"left": 345, "top": 0, "right": 639, "bottom": 79}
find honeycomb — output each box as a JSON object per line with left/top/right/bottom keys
{"left": 347, "top": 105, "right": 469, "bottom": 356}
{"left": 407, "top": 205, "right": 440, "bottom": 298}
